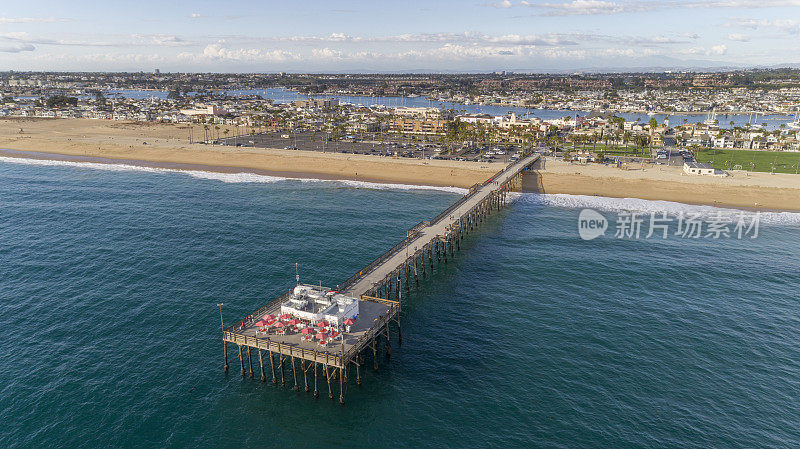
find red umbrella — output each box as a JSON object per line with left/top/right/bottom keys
{"left": 263, "top": 314, "right": 276, "bottom": 320}
{"left": 316, "top": 320, "right": 329, "bottom": 327}
{"left": 343, "top": 318, "right": 355, "bottom": 325}
{"left": 272, "top": 321, "right": 286, "bottom": 328}
{"left": 287, "top": 319, "right": 301, "bottom": 325}
{"left": 255, "top": 320, "right": 269, "bottom": 327}
{"left": 316, "top": 332, "right": 329, "bottom": 340}
{"left": 279, "top": 314, "right": 293, "bottom": 320}
{"left": 301, "top": 327, "right": 314, "bottom": 335}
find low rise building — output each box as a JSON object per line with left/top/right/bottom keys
{"left": 683, "top": 161, "right": 716, "bottom": 176}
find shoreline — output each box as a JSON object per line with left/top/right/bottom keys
{"left": 2, "top": 118, "right": 800, "bottom": 212}
{"left": 0, "top": 149, "right": 468, "bottom": 193}
{"left": 525, "top": 158, "right": 800, "bottom": 212}
{"left": 4, "top": 149, "right": 800, "bottom": 213}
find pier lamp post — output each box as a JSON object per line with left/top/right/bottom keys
{"left": 218, "top": 303, "right": 228, "bottom": 373}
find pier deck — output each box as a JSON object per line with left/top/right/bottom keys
{"left": 221, "top": 153, "right": 540, "bottom": 402}
{"left": 342, "top": 153, "right": 541, "bottom": 298}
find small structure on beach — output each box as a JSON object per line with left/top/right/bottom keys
{"left": 683, "top": 161, "right": 716, "bottom": 176}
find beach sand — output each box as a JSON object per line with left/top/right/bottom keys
{"left": 525, "top": 158, "right": 800, "bottom": 211}
{"left": 3, "top": 117, "right": 800, "bottom": 211}
{"left": 0, "top": 118, "right": 497, "bottom": 188}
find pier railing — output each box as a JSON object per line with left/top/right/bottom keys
{"left": 339, "top": 157, "right": 536, "bottom": 292}
{"left": 429, "top": 183, "right": 481, "bottom": 226}
{"left": 481, "top": 169, "right": 505, "bottom": 187}
{"left": 223, "top": 330, "right": 343, "bottom": 367}
{"left": 338, "top": 236, "right": 413, "bottom": 291}
{"left": 342, "top": 299, "right": 399, "bottom": 363}
{"left": 225, "top": 289, "right": 293, "bottom": 333}
{"left": 360, "top": 295, "right": 400, "bottom": 307}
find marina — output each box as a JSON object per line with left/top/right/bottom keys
{"left": 221, "top": 153, "right": 540, "bottom": 404}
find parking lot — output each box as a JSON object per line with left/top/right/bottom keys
{"left": 213, "top": 130, "right": 524, "bottom": 163}
{"left": 654, "top": 147, "right": 696, "bottom": 166}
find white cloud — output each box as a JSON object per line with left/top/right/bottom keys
{"left": 535, "top": 0, "right": 632, "bottom": 16}
{"left": 486, "top": 0, "right": 514, "bottom": 7}
{"left": 178, "top": 42, "right": 300, "bottom": 63}
{"left": 709, "top": 44, "right": 728, "bottom": 55}
{"left": 727, "top": 18, "right": 800, "bottom": 34}
{"left": 0, "top": 43, "right": 35, "bottom": 52}
{"left": 131, "top": 34, "right": 194, "bottom": 47}
{"left": 728, "top": 33, "right": 750, "bottom": 41}
{"left": 679, "top": 44, "right": 728, "bottom": 56}
{"left": 0, "top": 17, "right": 61, "bottom": 24}
{"left": 516, "top": 0, "right": 800, "bottom": 15}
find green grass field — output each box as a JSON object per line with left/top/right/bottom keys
{"left": 696, "top": 149, "right": 800, "bottom": 174}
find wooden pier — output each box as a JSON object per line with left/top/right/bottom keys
{"left": 221, "top": 153, "right": 540, "bottom": 404}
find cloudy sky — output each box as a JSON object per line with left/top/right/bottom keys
{"left": 0, "top": 0, "right": 799, "bottom": 72}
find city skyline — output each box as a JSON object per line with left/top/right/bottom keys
{"left": 0, "top": 0, "right": 799, "bottom": 72}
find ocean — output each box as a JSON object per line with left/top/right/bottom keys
{"left": 1, "top": 157, "right": 799, "bottom": 448}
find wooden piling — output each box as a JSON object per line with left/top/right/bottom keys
{"left": 269, "top": 350, "right": 277, "bottom": 384}
{"left": 279, "top": 353, "right": 285, "bottom": 387}
{"left": 326, "top": 365, "right": 333, "bottom": 399}
{"left": 238, "top": 345, "right": 245, "bottom": 378}
{"left": 339, "top": 367, "right": 345, "bottom": 405}
{"left": 291, "top": 354, "right": 299, "bottom": 392}
{"left": 258, "top": 349, "right": 266, "bottom": 382}
{"left": 397, "top": 317, "right": 403, "bottom": 346}
{"left": 372, "top": 337, "right": 378, "bottom": 371}
{"left": 302, "top": 359, "right": 309, "bottom": 392}
{"left": 223, "top": 341, "right": 229, "bottom": 374}
{"left": 247, "top": 347, "right": 254, "bottom": 379}
{"left": 314, "top": 361, "right": 319, "bottom": 398}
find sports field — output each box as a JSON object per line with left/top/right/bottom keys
{"left": 696, "top": 148, "right": 800, "bottom": 174}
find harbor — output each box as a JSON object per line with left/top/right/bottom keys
{"left": 221, "top": 153, "right": 540, "bottom": 404}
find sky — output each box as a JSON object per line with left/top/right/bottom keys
{"left": 0, "top": 0, "right": 799, "bottom": 73}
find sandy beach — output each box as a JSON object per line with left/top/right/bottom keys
{"left": 526, "top": 158, "right": 800, "bottom": 211}
{"left": 3, "top": 117, "right": 800, "bottom": 211}
{"left": 0, "top": 118, "right": 497, "bottom": 188}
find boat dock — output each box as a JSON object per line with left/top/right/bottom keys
{"left": 221, "top": 153, "right": 541, "bottom": 404}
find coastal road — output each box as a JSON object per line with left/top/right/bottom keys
{"left": 342, "top": 153, "right": 540, "bottom": 298}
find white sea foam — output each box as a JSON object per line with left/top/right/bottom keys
{"left": 520, "top": 192, "right": 800, "bottom": 226}
{"left": 0, "top": 155, "right": 467, "bottom": 194}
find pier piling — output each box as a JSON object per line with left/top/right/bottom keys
{"left": 339, "top": 368, "right": 345, "bottom": 405}
{"left": 258, "top": 349, "right": 265, "bottom": 382}
{"left": 314, "top": 362, "right": 319, "bottom": 398}
{"left": 223, "top": 341, "right": 229, "bottom": 374}
{"left": 269, "top": 350, "right": 276, "bottom": 384}
{"left": 238, "top": 345, "right": 245, "bottom": 378}
{"left": 247, "top": 347, "right": 254, "bottom": 379}
{"left": 302, "top": 359, "right": 309, "bottom": 393}
{"left": 291, "top": 355, "right": 299, "bottom": 392}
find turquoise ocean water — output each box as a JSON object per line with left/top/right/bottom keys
{"left": 1, "top": 156, "right": 799, "bottom": 448}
